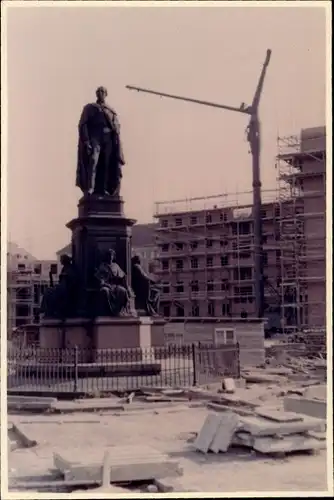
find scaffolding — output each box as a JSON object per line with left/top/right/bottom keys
{"left": 277, "top": 128, "right": 326, "bottom": 334}
{"left": 7, "top": 267, "right": 51, "bottom": 333}
{"left": 154, "top": 189, "right": 281, "bottom": 327}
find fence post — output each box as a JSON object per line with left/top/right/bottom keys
{"left": 236, "top": 342, "right": 241, "bottom": 378}
{"left": 73, "top": 345, "right": 79, "bottom": 394}
{"left": 191, "top": 343, "right": 197, "bottom": 386}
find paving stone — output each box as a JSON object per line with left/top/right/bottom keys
{"left": 54, "top": 445, "right": 182, "bottom": 483}
{"left": 239, "top": 414, "right": 324, "bottom": 436}
{"left": 255, "top": 408, "right": 303, "bottom": 423}
{"left": 193, "top": 413, "right": 222, "bottom": 453}
{"left": 252, "top": 434, "right": 327, "bottom": 454}
{"left": 283, "top": 396, "right": 327, "bottom": 420}
{"left": 209, "top": 412, "right": 239, "bottom": 453}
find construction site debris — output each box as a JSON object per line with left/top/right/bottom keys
{"left": 194, "top": 408, "right": 326, "bottom": 457}
{"left": 207, "top": 402, "right": 255, "bottom": 417}
{"left": 53, "top": 445, "right": 183, "bottom": 483}
{"left": 254, "top": 408, "right": 303, "bottom": 423}
{"left": 8, "top": 422, "right": 37, "bottom": 449}
{"left": 283, "top": 396, "right": 327, "bottom": 420}
{"left": 238, "top": 414, "right": 324, "bottom": 436}
{"left": 252, "top": 434, "right": 325, "bottom": 454}
{"left": 193, "top": 413, "right": 222, "bottom": 453}
{"left": 209, "top": 412, "right": 239, "bottom": 453}
{"left": 222, "top": 378, "right": 236, "bottom": 393}
{"left": 303, "top": 384, "right": 326, "bottom": 401}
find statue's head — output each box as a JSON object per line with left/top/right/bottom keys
{"left": 96, "top": 86, "right": 108, "bottom": 103}
{"left": 60, "top": 254, "right": 72, "bottom": 266}
{"left": 132, "top": 255, "right": 141, "bottom": 265}
{"left": 102, "top": 248, "right": 116, "bottom": 263}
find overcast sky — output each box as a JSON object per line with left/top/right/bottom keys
{"left": 6, "top": 4, "right": 327, "bottom": 259}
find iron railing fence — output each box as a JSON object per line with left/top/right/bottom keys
{"left": 7, "top": 343, "right": 240, "bottom": 395}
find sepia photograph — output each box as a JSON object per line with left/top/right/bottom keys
{"left": 1, "top": 0, "right": 331, "bottom": 497}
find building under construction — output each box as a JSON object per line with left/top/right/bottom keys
{"left": 154, "top": 189, "right": 282, "bottom": 329}
{"left": 7, "top": 244, "right": 58, "bottom": 333}
{"left": 277, "top": 126, "right": 326, "bottom": 334}
{"left": 154, "top": 125, "right": 326, "bottom": 334}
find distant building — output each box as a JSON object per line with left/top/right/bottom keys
{"left": 7, "top": 242, "right": 58, "bottom": 331}
{"left": 277, "top": 125, "right": 326, "bottom": 332}
{"left": 153, "top": 192, "right": 281, "bottom": 329}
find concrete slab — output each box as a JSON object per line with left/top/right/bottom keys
{"left": 209, "top": 412, "right": 239, "bottom": 453}
{"left": 54, "top": 445, "right": 182, "bottom": 483}
{"left": 207, "top": 402, "right": 254, "bottom": 417}
{"left": 51, "top": 399, "right": 124, "bottom": 413}
{"left": 303, "top": 385, "right": 327, "bottom": 401}
{"left": 283, "top": 396, "right": 327, "bottom": 420}
{"left": 252, "top": 434, "right": 327, "bottom": 454}
{"left": 255, "top": 408, "right": 303, "bottom": 423}
{"left": 242, "top": 373, "right": 287, "bottom": 384}
{"left": 239, "top": 415, "right": 324, "bottom": 436}
{"left": 193, "top": 413, "right": 222, "bottom": 453}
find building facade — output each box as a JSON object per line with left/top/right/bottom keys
{"left": 153, "top": 191, "right": 282, "bottom": 329}
{"left": 277, "top": 126, "right": 326, "bottom": 333}
{"left": 7, "top": 243, "right": 58, "bottom": 331}
{"left": 154, "top": 125, "right": 326, "bottom": 335}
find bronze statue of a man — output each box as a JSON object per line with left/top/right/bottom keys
{"left": 40, "top": 255, "right": 79, "bottom": 319}
{"left": 76, "top": 86, "right": 125, "bottom": 197}
{"left": 95, "top": 248, "right": 132, "bottom": 317}
{"left": 131, "top": 255, "right": 161, "bottom": 316}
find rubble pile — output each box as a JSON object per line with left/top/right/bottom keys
{"left": 193, "top": 409, "right": 326, "bottom": 457}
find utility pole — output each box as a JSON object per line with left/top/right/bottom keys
{"left": 126, "top": 49, "right": 272, "bottom": 318}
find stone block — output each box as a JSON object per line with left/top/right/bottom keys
{"left": 239, "top": 414, "right": 324, "bottom": 436}
{"left": 255, "top": 408, "right": 303, "bottom": 423}
{"left": 54, "top": 445, "right": 182, "bottom": 483}
{"left": 209, "top": 412, "right": 239, "bottom": 453}
{"left": 304, "top": 384, "right": 327, "bottom": 401}
{"left": 222, "top": 378, "right": 236, "bottom": 393}
{"left": 193, "top": 413, "right": 222, "bottom": 453}
{"left": 252, "top": 434, "right": 326, "bottom": 454}
{"left": 283, "top": 396, "right": 327, "bottom": 420}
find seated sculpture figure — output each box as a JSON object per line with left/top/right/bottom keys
{"left": 40, "top": 254, "right": 79, "bottom": 319}
{"left": 95, "top": 248, "right": 132, "bottom": 317}
{"left": 131, "top": 255, "right": 161, "bottom": 316}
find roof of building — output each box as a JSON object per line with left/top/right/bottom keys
{"left": 7, "top": 242, "right": 37, "bottom": 261}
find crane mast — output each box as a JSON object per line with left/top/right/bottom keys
{"left": 126, "top": 49, "right": 272, "bottom": 319}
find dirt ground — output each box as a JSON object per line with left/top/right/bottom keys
{"left": 8, "top": 406, "right": 329, "bottom": 494}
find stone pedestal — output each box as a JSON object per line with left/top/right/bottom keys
{"left": 66, "top": 194, "right": 136, "bottom": 312}
{"left": 150, "top": 317, "right": 166, "bottom": 347}
{"left": 39, "top": 316, "right": 156, "bottom": 363}
{"left": 40, "top": 319, "right": 91, "bottom": 349}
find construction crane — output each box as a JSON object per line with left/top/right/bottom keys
{"left": 126, "top": 49, "right": 272, "bottom": 319}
